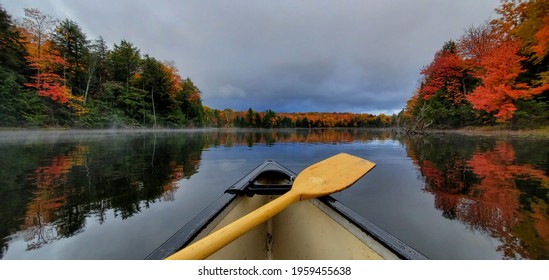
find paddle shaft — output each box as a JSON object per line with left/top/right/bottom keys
{"left": 165, "top": 191, "right": 299, "bottom": 260}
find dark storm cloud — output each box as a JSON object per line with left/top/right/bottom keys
{"left": 3, "top": 0, "right": 500, "bottom": 114}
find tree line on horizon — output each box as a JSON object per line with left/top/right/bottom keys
{"left": 203, "top": 107, "right": 396, "bottom": 128}
{"left": 401, "top": 0, "right": 549, "bottom": 130}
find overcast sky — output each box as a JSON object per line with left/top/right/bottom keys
{"left": 2, "top": 0, "right": 501, "bottom": 114}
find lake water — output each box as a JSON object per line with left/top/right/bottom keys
{"left": 0, "top": 128, "right": 547, "bottom": 259}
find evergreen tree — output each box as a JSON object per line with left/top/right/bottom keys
{"left": 52, "top": 19, "right": 89, "bottom": 94}
{"left": 0, "top": 6, "right": 29, "bottom": 77}
{"left": 109, "top": 40, "right": 140, "bottom": 91}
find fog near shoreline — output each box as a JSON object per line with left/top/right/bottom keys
{"left": 0, "top": 128, "right": 217, "bottom": 143}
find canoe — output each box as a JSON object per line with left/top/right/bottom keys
{"left": 146, "top": 160, "right": 427, "bottom": 260}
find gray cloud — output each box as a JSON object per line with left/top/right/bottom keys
{"left": 3, "top": 0, "right": 500, "bottom": 114}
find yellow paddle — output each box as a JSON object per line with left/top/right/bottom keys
{"left": 165, "top": 153, "right": 375, "bottom": 260}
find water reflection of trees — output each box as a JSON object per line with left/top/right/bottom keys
{"left": 0, "top": 133, "right": 204, "bottom": 256}
{"left": 205, "top": 128, "right": 394, "bottom": 147}
{"left": 404, "top": 135, "right": 549, "bottom": 259}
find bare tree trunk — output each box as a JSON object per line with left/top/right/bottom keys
{"left": 406, "top": 102, "right": 432, "bottom": 135}
{"left": 151, "top": 87, "right": 157, "bottom": 129}
{"left": 83, "top": 76, "right": 91, "bottom": 105}
{"left": 83, "top": 55, "right": 97, "bottom": 105}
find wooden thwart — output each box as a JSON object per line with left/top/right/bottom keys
{"left": 165, "top": 153, "right": 375, "bottom": 260}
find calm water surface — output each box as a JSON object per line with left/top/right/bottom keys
{"left": 0, "top": 129, "right": 547, "bottom": 259}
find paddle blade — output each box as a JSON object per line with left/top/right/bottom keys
{"left": 293, "top": 153, "right": 375, "bottom": 200}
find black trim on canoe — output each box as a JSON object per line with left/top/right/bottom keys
{"left": 146, "top": 160, "right": 293, "bottom": 260}
{"left": 145, "top": 160, "right": 427, "bottom": 260}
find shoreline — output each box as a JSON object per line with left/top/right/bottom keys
{"left": 426, "top": 126, "right": 549, "bottom": 138}
{"left": 2, "top": 126, "right": 549, "bottom": 137}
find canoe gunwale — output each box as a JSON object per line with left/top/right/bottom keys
{"left": 317, "top": 196, "right": 428, "bottom": 260}
{"left": 145, "top": 160, "right": 286, "bottom": 260}
{"left": 144, "top": 192, "right": 236, "bottom": 260}
{"left": 145, "top": 160, "right": 427, "bottom": 260}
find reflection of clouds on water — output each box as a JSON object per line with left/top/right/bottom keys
{"left": 361, "top": 139, "right": 402, "bottom": 149}
{"left": 215, "top": 159, "right": 247, "bottom": 172}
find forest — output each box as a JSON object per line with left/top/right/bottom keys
{"left": 2, "top": 1, "right": 548, "bottom": 130}
{"left": 401, "top": 0, "right": 549, "bottom": 130}
{"left": 0, "top": 6, "right": 205, "bottom": 128}
{"left": 0, "top": 5, "right": 396, "bottom": 129}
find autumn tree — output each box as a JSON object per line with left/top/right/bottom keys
{"left": 179, "top": 78, "right": 204, "bottom": 126}
{"left": 19, "top": 8, "right": 57, "bottom": 60}
{"left": 222, "top": 108, "right": 235, "bottom": 127}
{"left": 419, "top": 41, "right": 468, "bottom": 103}
{"left": 17, "top": 8, "right": 91, "bottom": 122}
{"left": 404, "top": 0, "right": 549, "bottom": 127}
{"left": 19, "top": 8, "right": 67, "bottom": 102}
{"left": 407, "top": 41, "right": 480, "bottom": 129}
{"left": 514, "top": 0, "right": 549, "bottom": 86}
{"left": 0, "top": 6, "right": 209, "bottom": 128}
{"left": 532, "top": 12, "right": 549, "bottom": 66}
{"left": 0, "top": 5, "right": 45, "bottom": 126}
{"left": 459, "top": 24, "right": 496, "bottom": 65}
{"left": 466, "top": 38, "right": 532, "bottom": 121}
{"left": 490, "top": 0, "right": 527, "bottom": 40}
{"left": 465, "top": 1, "right": 549, "bottom": 122}
{"left": 19, "top": 9, "right": 71, "bottom": 105}
{"left": 159, "top": 60, "right": 187, "bottom": 125}
{"left": 23, "top": 41, "right": 70, "bottom": 104}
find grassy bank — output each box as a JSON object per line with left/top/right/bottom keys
{"left": 439, "top": 126, "right": 549, "bottom": 138}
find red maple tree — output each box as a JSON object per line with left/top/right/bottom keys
{"left": 24, "top": 41, "right": 71, "bottom": 104}
{"left": 419, "top": 44, "right": 467, "bottom": 104}
{"left": 466, "top": 39, "right": 529, "bottom": 121}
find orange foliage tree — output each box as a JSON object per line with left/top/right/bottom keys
{"left": 404, "top": 0, "right": 549, "bottom": 127}
{"left": 23, "top": 40, "right": 71, "bottom": 104}
{"left": 532, "top": 12, "right": 549, "bottom": 62}
{"left": 20, "top": 8, "right": 70, "bottom": 104}
{"left": 161, "top": 60, "right": 182, "bottom": 99}
{"left": 465, "top": 0, "right": 549, "bottom": 122}
{"left": 466, "top": 38, "right": 532, "bottom": 121}
{"left": 419, "top": 41, "right": 468, "bottom": 104}
{"left": 515, "top": 0, "right": 549, "bottom": 86}
{"left": 490, "top": 0, "right": 527, "bottom": 40}
{"left": 18, "top": 8, "right": 88, "bottom": 117}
